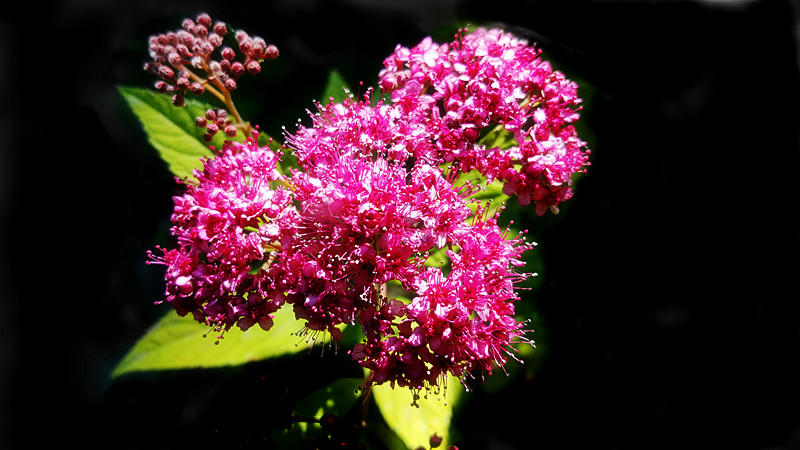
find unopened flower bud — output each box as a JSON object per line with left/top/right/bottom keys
{"left": 176, "top": 77, "right": 190, "bottom": 90}
{"left": 199, "top": 41, "right": 213, "bottom": 56}
{"left": 190, "top": 82, "right": 205, "bottom": 95}
{"left": 208, "top": 33, "right": 222, "bottom": 48}
{"left": 221, "top": 46, "right": 235, "bottom": 61}
{"left": 191, "top": 56, "right": 203, "bottom": 69}
{"left": 203, "top": 133, "right": 213, "bottom": 142}
{"left": 167, "top": 52, "right": 181, "bottom": 65}
{"left": 225, "top": 78, "right": 237, "bottom": 91}
{"left": 206, "top": 122, "right": 219, "bottom": 134}
{"left": 172, "top": 93, "right": 185, "bottom": 106}
{"left": 230, "top": 61, "right": 245, "bottom": 77}
{"left": 181, "top": 19, "right": 194, "bottom": 31}
{"left": 177, "top": 30, "right": 193, "bottom": 46}
{"left": 429, "top": 433, "right": 443, "bottom": 448}
{"left": 220, "top": 59, "right": 231, "bottom": 72}
{"left": 158, "top": 65, "right": 175, "bottom": 80}
{"left": 213, "top": 21, "right": 227, "bottom": 36}
{"left": 196, "top": 13, "right": 212, "bottom": 27}
{"left": 235, "top": 30, "right": 248, "bottom": 42}
{"left": 246, "top": 60, "right": 260, "bottom": 75}
{"left": 250, "top": 37, "right": 266, "bottom": 57}
{"left": 208, "top": 60, "right": 222, "bottom": 74}
{"left": 195, "top": 116, "right": 207, "bottom": 128}
{"left": 264, "top": 44, "right": 279, "bottom": 59}
{"left": 153, "top": 80, "right": 169, "bottom": 92}
{"left": 176, "top": 44, "right": 192, "bottom": 58}
{"left": 205, "top": 109, "right": 216, "bottom": 121}
{"left": 192, "top": 25, "right": 208, "bottom": 38}
{"left": 224, "top": 125, "right": 237, "bottom": 137}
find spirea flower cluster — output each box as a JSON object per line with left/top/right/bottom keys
{"left": 149, "top": 24, "right": 590, "bottom": 392}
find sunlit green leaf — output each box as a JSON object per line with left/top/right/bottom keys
{"left": 372, "top": 375, "right": 464, "bottom": 449}
{"left": 111, "top": 306, "right": 310, "bottom": 378}
{"left": 119, "top": 86, "right": 243, "bottom": 178}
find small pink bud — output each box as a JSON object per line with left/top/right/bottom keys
{"left": 208, "top": 33, "right": 222, "bottom": 48}
{"left": 230, "top": 61, "right": 245, "bottom": 77}
{"left": 225, "top": 78, "right": 237, "bottom": 90}
{"left": 158, "top": 65, "right": 175, "bottom": 80}
{"left": 219, "top": 59, "right": 231, "bottom": 72}
{"left": 177, "top": 30, "right": 193, "bottom": 46}
{"left": 176, "top": 44, "right": 192, "bottom": 58}
{"left": 246, "top": 60, "right": 260, "bottom": 75}
{"left": 206, "top": 122, "right": 219, "bottom": 134}
{"left": 264, "top": 44, "right": 279, "bottom": 59}
{"left": 154, "top": 80, "right": 168, "bottom": 92}
{"left": 171, "top": 93, "right": 185, "bottom": 107}
{"left": 190, "top": 82, "right": 204, "bottom": 95}
{"left": 195, "top": 117, "right": 207, "bottom": 128}
{"left": 175, "top": 77, "right": 190, "bottom": 90}
{"left": 192, "top": 25, "right": 208, "bottom": 37}
{"left": 239, "top": 39, "right": 251, "bottom": 54}
{"left": 250, "top": 37, "right": 266, "bottom": 57}
{"left": 196, "top": 13, "right": 211, "bottom": 27}
{"left": 203, "top": 133, "right": 213, "bottom": 142}
{"left": 221, "top": 46, "right": 235, "bottom": 61}
{"left": 429, "top": 434, "right": 443, "bottom": 448}
{"left": 181, "top": 19, "right": 194, "bottom": 31}
{"left": 205, "top": 109, "right": 216, "bottom": 120}
{"left": 213, "top": 21, "right": 227, "bottom": 36}
{"left": 224, "top": 125, "right": 237, "bottom": 137}
{"left": 235, "top": 30, "right": 248, "bottom": 42}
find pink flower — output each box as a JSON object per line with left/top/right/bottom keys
{"left": 148, "top": 135, "right": 297, "bottom": 333}
{"left": 350, "top": 209, "right": 534, "bottom": 388}
{"left": 379, "top": 27, "right": 591, "bottom": 214}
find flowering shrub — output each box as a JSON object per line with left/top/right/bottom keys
{"left": 116, "top": 12, "right": 590, "bottom": 449}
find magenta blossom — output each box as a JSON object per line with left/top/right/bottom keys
{"left": 148, "top": 135, "right": 297, "bottom": 334}
{"left": 379, "top": 27, "right": 590, "bottom": 215}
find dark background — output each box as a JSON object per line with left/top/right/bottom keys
{"left": 2, "top": 0, "right": 799, "bottom": 448}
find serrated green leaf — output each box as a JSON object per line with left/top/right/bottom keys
{"left": 111, "top": 306, "right": 310, "bottom": 378}
{"left": 119, "top": 86, "right": 241, "bottom": 178}
{"left": 372, "top": 375, "right": 464, "bottom": 449}
{"left": 321, "top": 69, "right": 350, "bottom": 104}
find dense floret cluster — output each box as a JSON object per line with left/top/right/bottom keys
{"left": 149, "top": 23, "right": 589, "bottom": 391}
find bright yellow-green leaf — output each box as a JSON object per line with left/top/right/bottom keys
{"left": 111, "top": 306, "right": 310, "bottom": 378}
{"left": 119, "top": 86, "right": 249, "bottom": 178}
{"left": 372, "top": 375, "right": 464, "bottom": 449}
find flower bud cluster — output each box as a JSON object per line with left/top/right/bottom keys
{"left": 195, "top": 108, "right": 238, "bottom": 141}
{"left": 143, "top": 12, "right": 277, "bottom": 107}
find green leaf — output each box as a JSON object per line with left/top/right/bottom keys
{"left": 294, "top": 377, "right": 363, "bottom": 419}
{"left": 111, "top": 306, "right": 310, "bottom": 378}
{"left": 372, "top": 375, "right": 464, "bottom": 449}
{"left": 119, "top": 86, "right": 235, "bottom": 178}
{"left": 272, "top": 377, "right": 364, "bottom": 447}
{"left": 321, "top": 69, "right": 350, "bottom": 103}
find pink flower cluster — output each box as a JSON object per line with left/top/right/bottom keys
{"left": 149, "top": 26, "right": 590, "bottom": 391}
{"left": 147, "top": 137, "right": 296, "bottom": 334}
{"left": 379, "top": 27, "right": 590, "bottom": 215}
